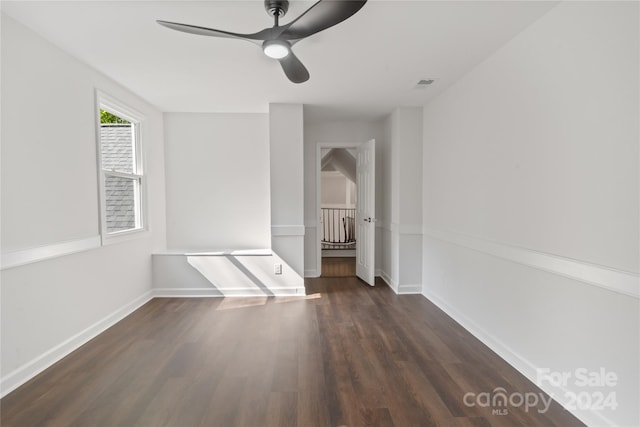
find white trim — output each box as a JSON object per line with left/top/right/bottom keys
{"left": 96, "top": 90, "right": 146, "bottom": 122}
{"left": 376, "top": 270, "right": 419, "bottom": 294}
{"left": 397, "top": 284, "right": 422, "bottom": 294}
{"left": 271, "top": 225, "right": 305, "bottom": 236}
{"left": 304, "top": 221, "right": 317, "bottom": 229}
{"left": 102, "top": 229, "right": 150, "bottom": 246}
{"left": 398, "top": 223, "right": 423, "bottom": 235}
{"left": 1, "top": 236, "right": 101, "bottom": 270}
{"left": 421, "top": 289, "right": 614, "bottom": 427}
{"left": 153, "top": 249, "right": 272, "bottom": 256}
{"left": 379, "top": 270, "right": 397, "bottom": 292}
{"left": 320, "top": 203, "right": 357, "bottom": 209}
{"left": 95, "top": 89, "right": 148, "bottom": 246}
{"left": 103, "top": 170, "right": 142, "bottom": 180}
{"left": 316, "top": 141, "right": 362, "bottom": 279}
{"left": 425, "top": 228, "right": 639, "bottom": 299}
{"left": 152, "top": 287, "right": 305, "bottom": 297}
{"left": 377, "top": 219, "right": 391, "bottom": 231}
{"left": 0, "top": 290, "right": 153, "bottom": 398}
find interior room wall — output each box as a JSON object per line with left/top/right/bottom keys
{"left": 0, "top": 15, "right": 167, "bottom": 395}
{"left": 270, "top": 103, "right": 305, "bottom": 277}
{"left": 321, "top": 172, "right": 351, "bottom": 207}
{"left": 421, "top": 2, "right": 639, "bottom": 426}
{"left": 380, "top": 114, "right": 393, "bottom": 284}
{"left": 156, "top": 111, "right": 304, "bottom": 295}
{"left": 303, "top": 119, "right": 386, "bottom": 277}
{"left": 163, "top": 113, "right": 270, "bottom": 250}
{"left": 382, "top": 107, "right": 423, "bottom": 294}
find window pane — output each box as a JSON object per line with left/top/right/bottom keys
{"left": 100, "top": 110, "right": 135, "bottom": 173}
{"left": 104, "top": 175, "right": 139, "bottom": 233}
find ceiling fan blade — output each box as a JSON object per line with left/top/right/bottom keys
{"left": 279, "top": 0, "right": 367, "bottom": 40}
{"left": 278, "top": 51, "right": 310, "bottom": 84}
{"left": 157, "top": 20, "right": 274, "bottom": 43}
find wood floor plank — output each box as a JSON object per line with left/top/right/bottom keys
{"left": 394, "top": 360, "right": 457, "bottom": 426}
{"left": 1, "top": 259, "right": 586, "bottom": 427}
{"left": 296, "top": 391, "right": 331, "bottom": 427}
{"left": 321, "top": 257, "right": 357, "bottom": 277}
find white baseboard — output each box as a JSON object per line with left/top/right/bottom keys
{"left": 421, "top": 289, "right": 616, "bottom": 427}
{"left": 0, "top": 290, "right": 153, "bottom": 398}
{"left": 397, "top": 284, "right": 422, "bottom": 294}
{"left": 377, "top": 271, "right": 420, "bottom": 295}
{"left": 152, "top": 287, "right": 306, "bottom": 297}
{"left": 379, "top": 270, "right": 397, "bottom": 292}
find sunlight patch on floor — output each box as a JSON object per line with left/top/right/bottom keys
{"left": 216, "top": 297, "right": 268, "bottom": 311}
{"left": 274, "top": 293, "right": 323, "bottom": 304}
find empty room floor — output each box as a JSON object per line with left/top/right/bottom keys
{"left": 1, "top": 275, "right": 584, "bottom": 426}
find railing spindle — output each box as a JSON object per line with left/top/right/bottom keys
{"left": 321, "top": 208, "right": 356, "bottom": 249}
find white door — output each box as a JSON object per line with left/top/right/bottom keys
{"left": 356, "top": 139, "right": 375, "bottom": 286}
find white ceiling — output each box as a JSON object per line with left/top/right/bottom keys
{"left": 2, "top": 1, "right": 557, "bottom": 122}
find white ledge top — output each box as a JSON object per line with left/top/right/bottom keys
{"left": 153, "top": 249, "right": 272, "bottom": 257}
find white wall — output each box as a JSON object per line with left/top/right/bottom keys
{"left": 1, "top": 15, "right": 167, "bottom": 395}
{"left": 303, "top": 119, "right": 385, "bottom": 277}
{"left": 156, "top": 109, "right": 303, "bottom": 294}
{"left": 381, "top": 107, "right": 423, "bottom": 293}
{"left": 159, "top": 110, "right": 304, "bottom": 292}
{"left": 270, "top": 104, "right": 305, "bottom": 277}
{"left": 163, "top": 113, "right": 270, "bottom": 250}
{"left": 380, "top": 115, "right": 393, "bottom": 282}
{"left": 321, "top": 172, "right": 351, "bottom": 207}
{"left": 422, "top": 2, "right": 639, "bottom": 426}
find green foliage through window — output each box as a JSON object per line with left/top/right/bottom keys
{"left": 100, "top": 110, "right": 130, "bottom": 124}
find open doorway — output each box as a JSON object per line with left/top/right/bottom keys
{"left": 320, "top": 147, "right": 357, "bottom": 277}
{"left": 317, "top": 144, "right": 358, "bottom": 277}
{"left": 316, "top": 141, "right": 376, "bottom": 283}
{"left": 321, "top": 147, "right": 356, "bottom": 278}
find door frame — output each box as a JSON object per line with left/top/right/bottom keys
{"left": 316, "top": 142, "right": 361, "bottom": 277}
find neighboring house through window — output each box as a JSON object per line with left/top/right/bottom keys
{"left": 96, "top": 91, "right": 145, "bottom": 242}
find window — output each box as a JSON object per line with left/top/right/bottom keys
{"left": 96, "top": 91, "right": 146, "bottom": 242}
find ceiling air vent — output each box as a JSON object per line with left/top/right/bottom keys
{"left": 415, "top": 79, "right": 435, "bottom": 89}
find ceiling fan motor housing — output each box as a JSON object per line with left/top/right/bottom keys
{"left": 265, "top": 0, "right": 289, "bottom": 17}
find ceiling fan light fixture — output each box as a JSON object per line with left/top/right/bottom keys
{"left": 263, "top": 39, "right": 290, "bottom": 59}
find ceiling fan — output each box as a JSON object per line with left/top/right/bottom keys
{"left": 157, "top": 0, "right": 367, "bottom": 84}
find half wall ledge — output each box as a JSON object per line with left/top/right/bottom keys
{"left": 152, "top": 249, "right": 305, "bottom": 297}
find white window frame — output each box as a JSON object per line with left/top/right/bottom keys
{"left": 95, "top": 90, "right": 148, "bottom": 245}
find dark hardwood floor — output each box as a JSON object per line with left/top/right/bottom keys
{"left": 1, "top": 263, "right": 584, "bottom": 426}
{"left": 321, "top": 256, "right": 356, "bottom": 277}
